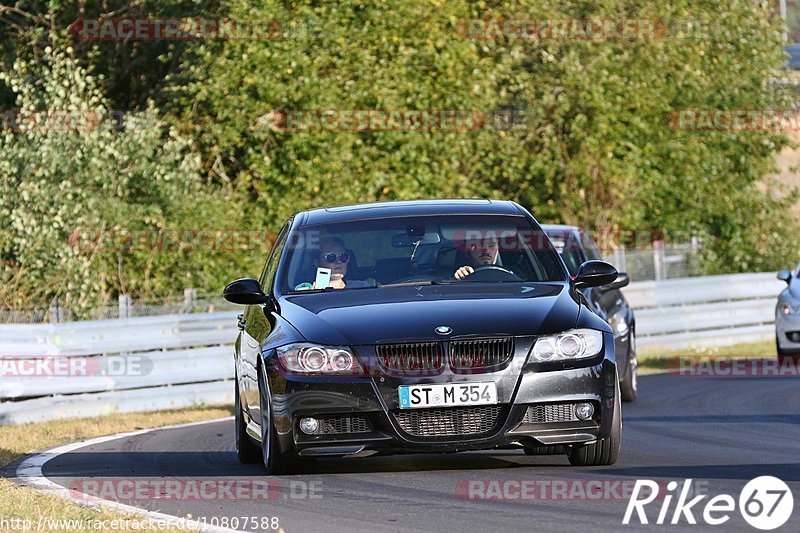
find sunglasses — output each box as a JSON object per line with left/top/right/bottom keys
{"left": 321, "top": 252, "right": 350, "bottom": 264}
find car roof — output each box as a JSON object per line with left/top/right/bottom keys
{"left": 540, "top": 223, "right": 581, "bottom": 233}
{"left": 298, "top": 199, "right": 526, "bottom": 225}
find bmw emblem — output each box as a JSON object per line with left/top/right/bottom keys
{"left": 435, "top": 325, "right": 452, "bottom": 336}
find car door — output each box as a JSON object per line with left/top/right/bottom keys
{"left": 240, "top": 222, "right": 290, "bottom": 421}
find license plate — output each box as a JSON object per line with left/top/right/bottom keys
{"left": 398, "top": 382, "right": 498, "bottom": 409}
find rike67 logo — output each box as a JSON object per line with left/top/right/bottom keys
{"left": 624, "top": 477, "right": 794, "bottom": 530}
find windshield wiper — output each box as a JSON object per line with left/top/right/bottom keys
{"left": 377, "top": 281, "right": 436, "bottom": 288}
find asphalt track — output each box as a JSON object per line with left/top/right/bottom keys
{"left": 11, "top": 371, "right": 800, "bottom": 532}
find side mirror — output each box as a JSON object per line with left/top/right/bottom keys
{"left": 573, "top": 260, "right": 618, "bottom": 289}
{"left": 223, "top": 278, "right": 268, "bottom": 305}
{"left": 778, "top": 270, "right": 792, "bottom": 284}
{"left": 599, "top": 271, "right": 630, "bottom": 291}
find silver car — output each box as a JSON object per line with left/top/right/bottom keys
{"left": 776, "top": 265, "right": 800, "bottom": 361}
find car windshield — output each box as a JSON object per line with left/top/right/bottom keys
{"left": 545, "top": 229, "right": 606, "bottom": 277}
{"left": 280, "top": 215, "right": 566, "bottom": 292}
{"left": 545, "top": 232, "right": 583, "bottom": 276}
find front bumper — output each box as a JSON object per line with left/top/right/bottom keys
{"left": 263, "top": 335, "right": 618, "bottom": 457}
{"left": 776, "top": 311, "right": 800, "bottom": 354}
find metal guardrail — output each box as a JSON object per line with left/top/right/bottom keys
{"left": 0, "top": 273, "right": 786, "bottom": 424}
{"left": 0, "top": 312, "right": 238, "bottom": 424}
{"left": 621, "top": 272, "right": 784, "bottom": 350}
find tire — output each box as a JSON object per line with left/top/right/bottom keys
{"left": 523, "top": 445, "right": 565, "bottom": 455}
{"left": 257, "top": 365, "right": 292, "bottom": 475}
{"left": 568, "top": 379, "right": 621, "bottom": 466}
{"left": 235, "top": 380, "right": 261, "bottom": 464}
{"left": 619, "top": 331, "right": 638, "bottom": 402}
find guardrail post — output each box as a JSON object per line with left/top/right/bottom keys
{"left": 48, "top": 297, "right": 63, "bottom": 323}
{"left": 654, "top": 240, "right": 666, "bottom": 281}
{"left": 118, "top": 294, "right": 131, "bottom": 319}
{"left": 614, "top": 245, "right": 627, "bottom": 274}
{"left": 183, "top": 288, "right": 197, "bottom": 313}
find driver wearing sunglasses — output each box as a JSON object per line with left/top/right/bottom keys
{"left": 308, "top": 237, "right": 372, "bottom": 289}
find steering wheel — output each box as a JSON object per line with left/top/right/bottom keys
{"left": 463, "top": 265, "right": 523, "bottom": 282}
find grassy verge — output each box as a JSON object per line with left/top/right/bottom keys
{"left": 638, "top": 340, "right": 776, "bottom": 374}
{"left": 0, "top": 405, "right": 233, "bottom": 532}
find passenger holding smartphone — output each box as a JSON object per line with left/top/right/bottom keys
{"left": 305, "top": 237, "right": 372, "bottom": 289}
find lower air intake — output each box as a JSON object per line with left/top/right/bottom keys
{"left": 523, "top": 404, "right": 579, "bottom": 424}
{"left": 318, "top": 416, "right": 371, "bottom": 434}
{"left": 394, "top": 406, "right": 502, "bottom": 437}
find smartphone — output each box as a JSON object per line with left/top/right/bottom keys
{"left": 315, "top": 267, "right": 332, "bottom": 288}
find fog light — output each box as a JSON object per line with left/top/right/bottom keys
{"left": 299, "top": 417, "right": 319, "bottom": 434}
{"left": 575, "top": 402, "right": 594, "bottom": 420}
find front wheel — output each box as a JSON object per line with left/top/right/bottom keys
{"left": 568, "top": 380, "right": 621, "bottom": 466}
{"left": 257, "top": 365, "right": 292, "bottom": 474}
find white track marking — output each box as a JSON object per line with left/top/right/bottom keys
{"left": 14, "top": 416, "right": 245, "bottom": 533}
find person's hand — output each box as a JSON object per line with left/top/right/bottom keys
{"left": 454, "top": 265, "right": 474, "bottom": 280}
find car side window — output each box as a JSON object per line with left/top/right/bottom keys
{"left": 259, "top": 222, "right": 291, "bottom": 293}
{"left": 581, "top": 232, "right": 603, "bottom": 262}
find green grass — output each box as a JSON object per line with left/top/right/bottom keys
{"left": 0, "top": 405, "right": 234, "bottom": 532}
{"left": 637, "top": 340, "right": 776, "bottom": 374}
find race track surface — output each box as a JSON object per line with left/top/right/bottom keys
{"left": 20, "top": 372, "right": 800, "bottom": 532}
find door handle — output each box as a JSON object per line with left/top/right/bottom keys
{"left": 237, "top": 313, "right": 246, "bottom": 330}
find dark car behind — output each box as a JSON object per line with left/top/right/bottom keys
{"left": 542, "top": 224, "right": 637, "bottom": 402}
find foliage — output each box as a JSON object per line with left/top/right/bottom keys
{"left": 0, "top": 0, "right": 798, "bottom": 311}
{"left": 180, "top": 0, "right": 799, "bottom": 271}
{"left": 0, "top": 39, "right": 252, "bottom": 312}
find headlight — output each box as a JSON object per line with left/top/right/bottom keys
{"left": 607, "top": 310, "right": 629, "bottom": 336}
{"left": 529, "top": 328, "right": 604, "bottom": 362}
{"left": 276, "top": 344, "right": 364, "bottom": 375}
{"left": 782, "top": 303, "right": 800, "bottom": 315}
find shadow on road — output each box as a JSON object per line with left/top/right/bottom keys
{"left": 41, "top": 449, "right": 574, "bottom": 478}
{"left": 603, "top": 462, "right": 800, "bottom": 482}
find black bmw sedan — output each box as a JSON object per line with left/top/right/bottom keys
{"left": 224, "top": 199, "right": 622, "bottom": 473}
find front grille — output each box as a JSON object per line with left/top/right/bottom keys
{"left": 394, "top": 406, "right": 503, "bottom": 437}
{"left": 377, "top": 342, "right": 443, "bottom": 373}
{"left": 523, "top": 404, "right": 579, "bottom": 424}
{"left": 450, "top": 337, "right": 514, "bottom": 371}
{"left": 317, "top": 416, "right": 371, "bottom": 434}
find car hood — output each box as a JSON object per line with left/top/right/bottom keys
{"left": 278, "top": 283, "right": 580, "bottom": 345}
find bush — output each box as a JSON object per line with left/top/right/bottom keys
{"left": 0, "top": 40, "right": 253, "bottom": 313}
